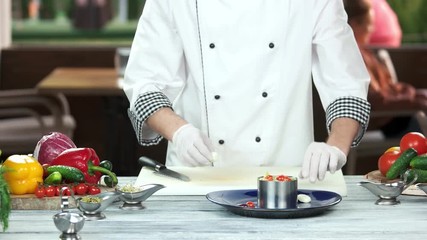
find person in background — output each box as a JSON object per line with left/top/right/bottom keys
{"left": 73, "top": 0, "right": 112, "bottom": 30}
{"left": 368, "top": 0, "right": 402, "bottom": 48}
{"left": 123, "top": 0, "right": 371, "bottom": 183}
{"left": 344, "top": 0, "right": 427, "bottom": 138}
{"left": 28, "top": 0, "right": 40, "bottom": 21}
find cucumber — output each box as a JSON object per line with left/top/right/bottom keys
{"left": 46, "top": 165, "right": 85, "bottom": 183}
{"left": 386, "top": 148, "right": 418, "bottom": 179}
{"left": 407, "top": 169, "right": 427, "bottom": 183}
{"left": 44, "top": 171, "right": 62, "bottom": 185}
{"left": 410, "top": 154, "right": 427, "bottom": 170}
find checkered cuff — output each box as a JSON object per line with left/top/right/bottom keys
{"left": 326, "top": 96, "right": 371, "bottom": 147}
{"left": 128, "top": 91, "right": 173, "bottom": 146}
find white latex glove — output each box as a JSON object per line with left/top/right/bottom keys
{"left": 172, "top": 124, "right": 215, "bottom": 166}
{"left": 299, "top": 142, "right": 347, "bottom": 183}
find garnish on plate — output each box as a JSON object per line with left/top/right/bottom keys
{"left": 297, "top": 194, "right": 311, "bottom": 203}
{"left": 239, "top": 201, "right": 256, "bottom": 208}
{"left": 260, "top": 172, "right": 293, "bottom": 182}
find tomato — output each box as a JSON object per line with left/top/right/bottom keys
{"left": 264, "top": 175, "right": 273, "bottom": 181}
{"left": 55, "top": 185, "right": 61, "bottom": 196}
{"left": 44, "top": 185, "right": 56, "bottom": 197}
{"left": 34, "top": 187, "right": 45, "bottom": 198}
{"left": 60, "top": 186, "right": 72, "bottom": 196}
{"left": 378, "top": 150, "right": 401, "bottom": 176}
{"left": 400, "top": 132, "right": 427, "bottom": 154}
{"left": 385, "top": 146, "right": 400, "bottom": 153}
{"left": 276, "top": 175, "right": 285, "bottom": 181}
{"left": 276, "top": 175, "right": 291, "bottom": 182}
{"left": 75, "top": 183, "right": 88, "bottom": 195}
{"left": 245, "top": 201, "right": 255, "bottom": 208}
{"left": 88, "top": 185, "right": 101, "bottom": 195}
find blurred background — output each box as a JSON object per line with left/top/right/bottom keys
{"left": 7, "top": 0, "right": 427, "bottom": 46}
{"left": 11, "top": 0, "right": 145, "bottom": 46}
{"left": 387, "top": 0, "right": 427, "bottom": 44}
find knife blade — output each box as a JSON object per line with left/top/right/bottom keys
{"left": 138, "top": 156, "right": 191, "bottom": 182}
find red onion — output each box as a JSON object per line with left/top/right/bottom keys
{"left": 33, "top": 132, "right": 76, "bottom": 165}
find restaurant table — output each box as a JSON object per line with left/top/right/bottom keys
{"left": 36, "top": 67, "right": 123, "bottom": 96}
{"left": 4, "top": 175, "right": 427, "bottom": 240}
{"left": 35, "top": 68, "right": 138, "bottom": 174}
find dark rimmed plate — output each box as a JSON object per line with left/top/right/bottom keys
{"left": 206, "top": 189, "right": 342, "bottom": 218}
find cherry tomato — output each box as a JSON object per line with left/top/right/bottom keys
{"left": 34, "top": 187, "right": 45, "bottom": 198}
{"left": 44, "top": 185, "right": 56, "bottom": 197}
{"left": 400, "top": 132, "right": 427, "bottom": 154}
{"left": 55, "top": 185, "right": 61, "bottom": 196}
{"left": 245, "top": 201, "right": 255, "bottom": 208}
{"left": 264, "top": 175, "right": 273, "bottom": 181}
{"left": 276, "top": 175, "right": 285, "bottom": 181}
{"left": 75, "top": 183, "right": 88, "bottom": 195}
{"left": 276, "top": 175, "right": 286, "bottom": 181}
{"left": 385, "top": 146, "right": 400, "bottom": 153}
{"left": 61, "top": 186, "right": 72, "bottom": 196}
{"left": 88, "top": 185, "right": 101, "bottom": 195}
{"left": 378, "top": 150, "right": 401, "bottom": 176}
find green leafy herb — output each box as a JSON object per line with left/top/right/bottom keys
{"left": 0, "top": 164, "right": 11, "bottom": 232}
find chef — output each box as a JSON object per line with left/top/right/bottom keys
{"left": 123, "top": 0, "right": 371, "bottom": 182}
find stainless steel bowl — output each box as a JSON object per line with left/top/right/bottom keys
{"left": 76, "top": 191, "right": 121, "bottom": 220}
{"left": 53, "top": 212, "right": 85, "bottom": 236}
{"left": 359, "top": 170, "right": 417, "bottom": 205}
{"left": 116, "top": 184, "right": 165, "bottom": 210}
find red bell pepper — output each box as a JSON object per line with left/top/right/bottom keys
{"left": 50, "top": 148, "right": 118, "bottom": 186}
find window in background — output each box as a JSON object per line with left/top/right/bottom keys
{"left": 11, "top": 0, "right": 145, "bottom": 46}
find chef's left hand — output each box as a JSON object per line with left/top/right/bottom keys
{"left": 299, "top": 142, "right": 347, "bottom": 183}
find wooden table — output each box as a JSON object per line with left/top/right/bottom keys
{"left": 36, "top": 67, "right": 124, "bottom": 96}
{"left": 4, "top": 176, "right": 427, "bottom": 240}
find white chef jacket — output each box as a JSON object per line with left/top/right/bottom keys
{"left": 123, "top": 0, "right": 371, "bottom": 167}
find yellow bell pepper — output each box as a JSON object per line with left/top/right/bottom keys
{"left": 2, "top": 155, "right": 43, "bottom": 195}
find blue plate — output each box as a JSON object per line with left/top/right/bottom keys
{"left": 206, "top": 189, "right": 342, "bottom": 218}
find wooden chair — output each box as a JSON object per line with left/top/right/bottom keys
{"left": 0, "top": 89, "right": 76, "bottom": 156}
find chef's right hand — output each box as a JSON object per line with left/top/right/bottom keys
{"left": 299, "top": 142, "right": 347, "bottom": 183}
{"left": 172, "top": 123, "right": 215, "bottom": 166}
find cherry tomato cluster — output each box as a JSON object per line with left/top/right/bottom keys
{"left": 263, "top": 174, "right": 292, "bottom": 182}
{"left": 34, "top": 183, "right": 101, "bottom": 198}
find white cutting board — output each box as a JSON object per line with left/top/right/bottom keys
{"left": 134, "top": 167, "right": 347, "bottom": 196}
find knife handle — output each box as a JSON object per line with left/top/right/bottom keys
{"left": 138, "top": 156, "right": 166, "bottom": 171}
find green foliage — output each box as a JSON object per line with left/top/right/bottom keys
{"left": 120, "top": 0, "right": 146, "bottom": 20}
{"left": 0, "top": 165, "right": 11, "bottom": 232}
{"left": 388, "top": 0, "right": 427, "bottom": 43}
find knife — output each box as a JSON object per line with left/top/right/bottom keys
{"left": 138, "top": 156, "right": 191, "bottom": 182}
